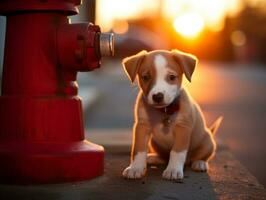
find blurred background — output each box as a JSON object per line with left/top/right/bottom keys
{"left": 0, "top": 0, "right": 266, "bottom": 186}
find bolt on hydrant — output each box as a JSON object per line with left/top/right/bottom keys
{"left": 0, "top": 0, "right": 114, "bottom": 184}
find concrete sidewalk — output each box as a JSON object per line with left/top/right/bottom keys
{"left": 0, "top": 132, "right": 265, "bottom": 200}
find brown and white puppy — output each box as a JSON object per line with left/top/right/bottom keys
{"left": 122, "top": 49, "right": 222, "bottom": 180}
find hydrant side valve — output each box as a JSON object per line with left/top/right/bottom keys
{"left": 57, "top": 23, "right": 114, "bottom": 71}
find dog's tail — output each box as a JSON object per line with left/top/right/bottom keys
{"left": 209, "top": 116, "right": 223, "bottom": 136}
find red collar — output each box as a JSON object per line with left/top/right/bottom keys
{"left": 157, "top": 96, "right": 180, "bottom": 115}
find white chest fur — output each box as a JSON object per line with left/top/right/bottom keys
{"left": 152, "top": 122, "right": 175, "bottom": 150}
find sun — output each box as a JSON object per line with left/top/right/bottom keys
{"left": 173, "top": 12, "right": 205, "bottom": 39}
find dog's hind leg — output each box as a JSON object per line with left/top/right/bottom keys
{"left": 190, "top": 132, "right": 216, "bottom": 172}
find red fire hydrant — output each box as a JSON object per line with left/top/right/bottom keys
{"left": 0, "top": 0, "right": 114, "bottom": 184}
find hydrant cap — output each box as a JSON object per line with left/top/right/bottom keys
{"left": 99, "top": 33, "right": 114, "bottom": 57}
{"left": 0, "top": 0, "right": 81, "bottom": 15}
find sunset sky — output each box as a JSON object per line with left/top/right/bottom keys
{"left": 95, "top": 0, "right": 251, "bottom": 38}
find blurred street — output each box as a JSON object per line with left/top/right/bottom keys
{"left": 78, "top": 60, "right": 266, "bottom": 186}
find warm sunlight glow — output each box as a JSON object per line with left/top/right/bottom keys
{"left": 183, "top": 64, "right": 220, "bottom": 104}
{"left": 163, "top": 0, "right": 243, "bottom": 32}
{"left": 112, "top": 20, "right": 129, "bottom": 34}
{"left": 96, "top": 0, "right": 243, "bottom": 33}
{"left": 96, "top": 0, "right": 159, "bottom": 32}
{"left": 173, "top": 13, "right": 204, "bottom": 38}
{"left": 230, "top": 30, "right": 246, "bottom": 47}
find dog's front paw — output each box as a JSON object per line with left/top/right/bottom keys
{"left": 122, "top": 165, "right": 146, "bottom": 179}
{"left": 162, "top": 167, "right": 184, "bottom": 180}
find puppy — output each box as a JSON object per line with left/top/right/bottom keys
{"left": 122, "top": 49, "right": 222, "bottom": 180}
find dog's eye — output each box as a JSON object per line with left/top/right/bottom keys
{"left": 168, "top": 74, "right": 177, "bottom": 81}
{"left": 141, "top": 74, "right": 151, "bottom": 82}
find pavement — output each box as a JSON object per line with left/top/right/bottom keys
{"left": 0, "top": 138, "right": 265, "bottom": 200}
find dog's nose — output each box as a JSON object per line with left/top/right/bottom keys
{"left": 152, "top": 92, "right": 164, "bottom": 103}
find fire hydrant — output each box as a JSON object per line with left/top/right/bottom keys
{"left": 0, "top": 0, "right": 114, "bottom": 183}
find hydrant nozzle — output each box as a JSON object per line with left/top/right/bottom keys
{"left": 57, "top": 23, "right": 114, "bottom": 72}
{"left": 99, "top": 33, "right": 114, "bottom": 57}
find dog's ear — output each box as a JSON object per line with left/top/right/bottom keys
{"left": 122, "top": 50, "right": 147, "bottom": 83}
{"left": 171, "top": 49, "right": 198, "bottom": 82}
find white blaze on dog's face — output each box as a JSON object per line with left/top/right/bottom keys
{"left": 147, "top": 54, "right": 179, "bottom": 107}
{"left": 122, "top": 50, "right": 197, "bottom": 107}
